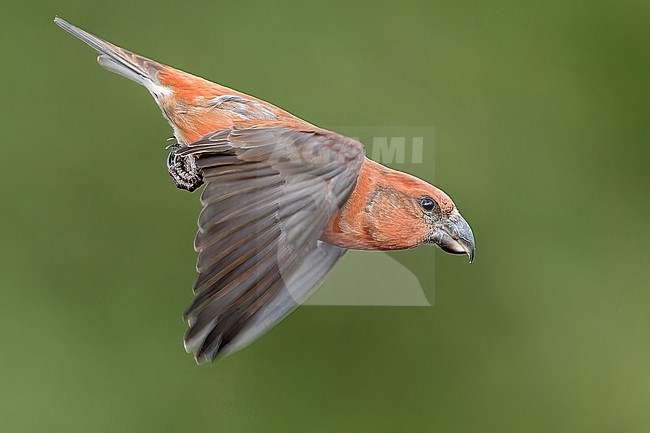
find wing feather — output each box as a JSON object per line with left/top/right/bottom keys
{"left": 177, "top": 127, "right": 364, "bottom": 361}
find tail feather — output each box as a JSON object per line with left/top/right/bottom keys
{"left": 54, "top": 17, "right": 170, "bottom": 96}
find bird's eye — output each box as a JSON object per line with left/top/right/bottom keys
{"left": 420, "top": 197, "right": 436, "bottom": 212}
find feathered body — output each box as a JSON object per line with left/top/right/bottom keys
{"left": 55, "top": 18, "right": 475, "bottom": 361}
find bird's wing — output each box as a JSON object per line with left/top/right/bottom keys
{"left": 175, "top": 127, "right": 365, "bottom": 361}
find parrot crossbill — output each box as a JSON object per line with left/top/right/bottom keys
{"left": 55, "top": 18, "right": 475, "bottom": 362}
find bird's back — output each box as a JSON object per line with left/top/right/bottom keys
{"left": 55, "top": 17, "right": 314, "bottom": 143}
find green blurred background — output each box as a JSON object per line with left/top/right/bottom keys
{"left": 1, "top": 0, "right": 649, "bottom": 431}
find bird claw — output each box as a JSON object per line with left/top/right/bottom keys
{"left": 165, "top": 138, "right": 180, "bottom": 151}
{"left": 166, "top": 148, "right": 203, "bottom": 192}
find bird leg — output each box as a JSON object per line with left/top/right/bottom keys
{"left": 166, "top": 147, "right": 203, "bottom": 192}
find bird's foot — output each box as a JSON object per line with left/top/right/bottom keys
{"left": 167, "top": 149, "right": 203, "bottom": 192}
{"left": 165, "top": 137, "right": 180, "bottom": 151}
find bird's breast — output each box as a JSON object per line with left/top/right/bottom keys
{"left": 320, "top": 158, "right": 383, "bottom": 250}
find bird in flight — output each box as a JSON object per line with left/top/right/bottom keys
{"left": 55, "top": 18, "right": 475, "bottom": 362}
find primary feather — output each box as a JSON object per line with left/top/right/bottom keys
{"left": 176, "top": 128, "right": 364, "bottom": 361}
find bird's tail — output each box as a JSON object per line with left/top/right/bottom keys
{"left": 54, "top": 17, "right": 171, "bottom": 98}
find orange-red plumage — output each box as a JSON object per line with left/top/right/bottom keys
{"left": 321, "top": 159, "right": 456, "bottom": 250}
{"left": 55, "top": 18, "right": 475, "bottom": 361}
{"left": 156, "top": 67, "right": 308, "bottom": 142}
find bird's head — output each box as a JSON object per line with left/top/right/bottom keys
{"left": 365, "top": 168, "right": 475, "bottom": 262}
